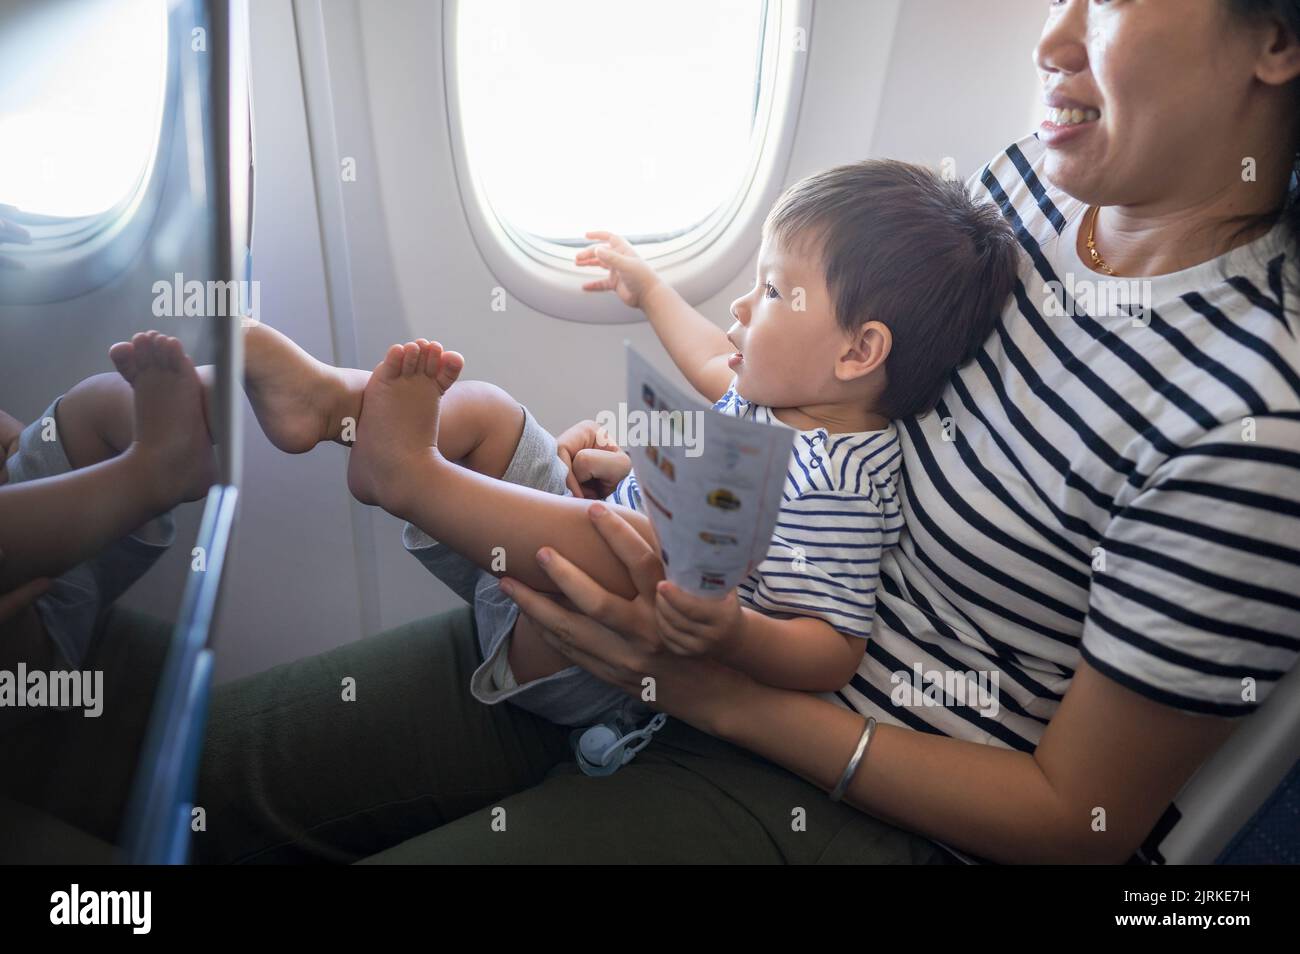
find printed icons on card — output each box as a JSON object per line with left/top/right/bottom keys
{"left": 640, "top": 428, "right": 676, "bottom": 480}
{"left": 706, "top": 487, "right": 741, "bottom": 512}
{"left": 698, "top": 572, "right": 727, "bottom": 592}
{"left": 643, "top": 486, "right": 672, "bottom": 520}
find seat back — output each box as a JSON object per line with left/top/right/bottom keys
{"left": 1157, "top": 660, "right": 1300, "bottom": 864}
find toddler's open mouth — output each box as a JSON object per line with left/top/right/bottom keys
{"left": 728, "top": 351, "right": 744, "bottom": 370}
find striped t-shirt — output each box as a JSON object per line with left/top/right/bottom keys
{"left": 607, "top": 378, "right": 902, "bottom": 638}
{"left": 843, "top": 133, "right": 1299, "bottom": 863}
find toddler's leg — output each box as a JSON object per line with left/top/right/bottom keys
{"left": 0, "top": 333, "right": 215, "bottom": 591}
{"left": 50, "top": 371, "right": 137, "bottom": 470}
{"left": 240, "top": 323, "right": 523, "bottom": 474}
{"left": 348, "top": 340, "right": 657, "bottom": 600}
{"left": 50, "top": 323, "right": 522, "bottom": 475}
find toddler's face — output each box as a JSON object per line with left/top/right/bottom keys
{"left": 725, "top": 235, "right": 848, "bottom": 409}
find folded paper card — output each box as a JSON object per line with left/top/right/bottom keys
{"left": 618, "top": 344, "right": 793, "bottom": 598}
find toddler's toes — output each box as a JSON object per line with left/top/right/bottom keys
{"left": 158, "top": 334, "right": 183, "bottom": 371}
{"left": 400, "top": 341, "right": 421, "bottom": 376}
{"left": 421, "top": 341, "right": 443, "bottom": 377}
{"left": 435, "top": 350, "right": 464, "bottom": 392}
{"left": 109, "top": 341, "right": 138, "bottom": 383}
{"left": 132, "top": 331, "right": 157, "bottom": 370}
{"left": 375, "top": 343, "right": 405, "bottom": 380}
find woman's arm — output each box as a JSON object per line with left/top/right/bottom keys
{"left": 714, "top": 660, "right": 1236, "bottom": 864}
{"left": 500, "top": 505, "right": 1240, "bottom": 865}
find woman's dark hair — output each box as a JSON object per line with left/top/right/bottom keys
{"left": 763, "top": 161, "right": 1020, "bottom": 420}
{"left": 1225, "top": 0, "right": 1300, "bottom": 284}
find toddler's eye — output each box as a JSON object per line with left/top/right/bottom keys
{"left": 763, "top": 281, "right": 780, "bottom": 300}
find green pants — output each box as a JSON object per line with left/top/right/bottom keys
{"left": 193, "top": 606, "right": 948, "bottom": 864}
{"left": 0, "top": 607, "right": 174, "bottom": 861}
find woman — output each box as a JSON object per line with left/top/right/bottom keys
{"left": 194, "top": 0, "right": 1300, "bottom": 863}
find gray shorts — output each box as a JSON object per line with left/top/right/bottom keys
{"left": 3, "top": 398, "right": 175, "bottom": 669}
{"left": 403, "top": 405, "right": 650, "bottom": 728}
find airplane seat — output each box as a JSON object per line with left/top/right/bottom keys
{"left": 1215, "top": 761, "right": 1300, "bottom": 864}
{"left": 1155, "top": 660, "right": 1300, "bottom": 864}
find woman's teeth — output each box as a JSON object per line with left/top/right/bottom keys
{"left": 1048, "top": 107, "right": 1100, "bottom": 126}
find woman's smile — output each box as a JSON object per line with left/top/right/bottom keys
{"left": 1039, "top": 92, "right": 1102, "bottom": 146}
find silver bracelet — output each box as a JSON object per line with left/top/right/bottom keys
{"left": 829, "top": 716, "right": 876, "bottom": 802}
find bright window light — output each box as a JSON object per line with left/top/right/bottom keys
{"left": 455, "top": 0, "right": 768, "bottom": 242}
{"left": 0, "top": 0, "right": 169, "bottom": 219}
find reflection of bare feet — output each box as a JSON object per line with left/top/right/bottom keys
{"left": 109, "top": 331, "right": 217, "bottom": 507}
{"left": 243, "top": 324, "right": 363, "bottom": 453}
{"left": 347, "top": 339, "right": 463, "bottom": 512}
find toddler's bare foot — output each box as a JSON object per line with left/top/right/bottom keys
{"left": 346, "top": 339, "right": 463, "bottom": 513}
{"left": 109, "top": 331, "right": 218, "bottom": 507}
{"left": 243, "top": 323, "right": 364, "bottom": 453}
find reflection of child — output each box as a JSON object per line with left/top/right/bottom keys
{"left": 341, "top": 160, "right": 1020, "bottom": 727}
{"left": 0, "top": 332, "right": 215, "bottom": 670}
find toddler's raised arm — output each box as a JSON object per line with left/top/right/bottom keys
{"left": 576, "top": 231, "right": 735, "bottom": 403}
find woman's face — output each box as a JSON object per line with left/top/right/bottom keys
{"left": 1034, "top": 0, "right": 1267, "bottom": 207}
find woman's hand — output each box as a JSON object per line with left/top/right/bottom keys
{"left": 500, "top": 502, "right": 754, "bottom": 733}
{"left": 554, "top": 419, "right": 631, "bottom": 499}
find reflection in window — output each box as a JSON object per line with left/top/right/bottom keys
{"left": 0, "top": 0, "right": 169, "bottom": 219}
{"left": 455, "top": 0, "right": 768, "bottom": 242}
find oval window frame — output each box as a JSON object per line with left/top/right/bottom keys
{"left": 0, "top": 0, "right": 176, "bottom": 306}
{"left": 443, "top": 0, "right": 813, "bottom": 324}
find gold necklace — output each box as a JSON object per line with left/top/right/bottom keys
{"left": 1085, "top": 205, "right": 1115, "bottom": 275}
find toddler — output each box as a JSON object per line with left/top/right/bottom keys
{"left": 342, "top": 160, "right": 1021, "bottom": 727}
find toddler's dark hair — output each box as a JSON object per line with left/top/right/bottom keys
{"left": 764, "top": 160, "right": 1021, "bottom": 419}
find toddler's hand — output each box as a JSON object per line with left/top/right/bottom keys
{"left": 654, "top": 581, "right": 744, "bottom": 659}
{"left": 556, "top": 419, "right": 631, "bottom": 499}
{"left": 575, "top": 231, "right": 661, "bottom": 309}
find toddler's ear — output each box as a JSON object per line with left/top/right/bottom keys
{"left": 836, "top": 322, "right": 891, "bottom": 382}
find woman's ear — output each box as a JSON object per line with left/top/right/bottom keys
{"left": 1254, "top": 16, "right": 1300, "bottom": 87}
{"left": 836, "top": 321, "right": 891, "bottom": 383}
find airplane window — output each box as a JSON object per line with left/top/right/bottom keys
{"left": 0, "top": 0, "right": 168, "bottom": 219}
{"left": 455, "top": 0, "right": 769, "bottom": 244}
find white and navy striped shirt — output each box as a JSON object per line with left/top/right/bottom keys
{"left": 607, "top": 379, "right": 902, "bottom": 638}
{"left": 844, "top": 134, "right": 1298, "bottom": 863}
